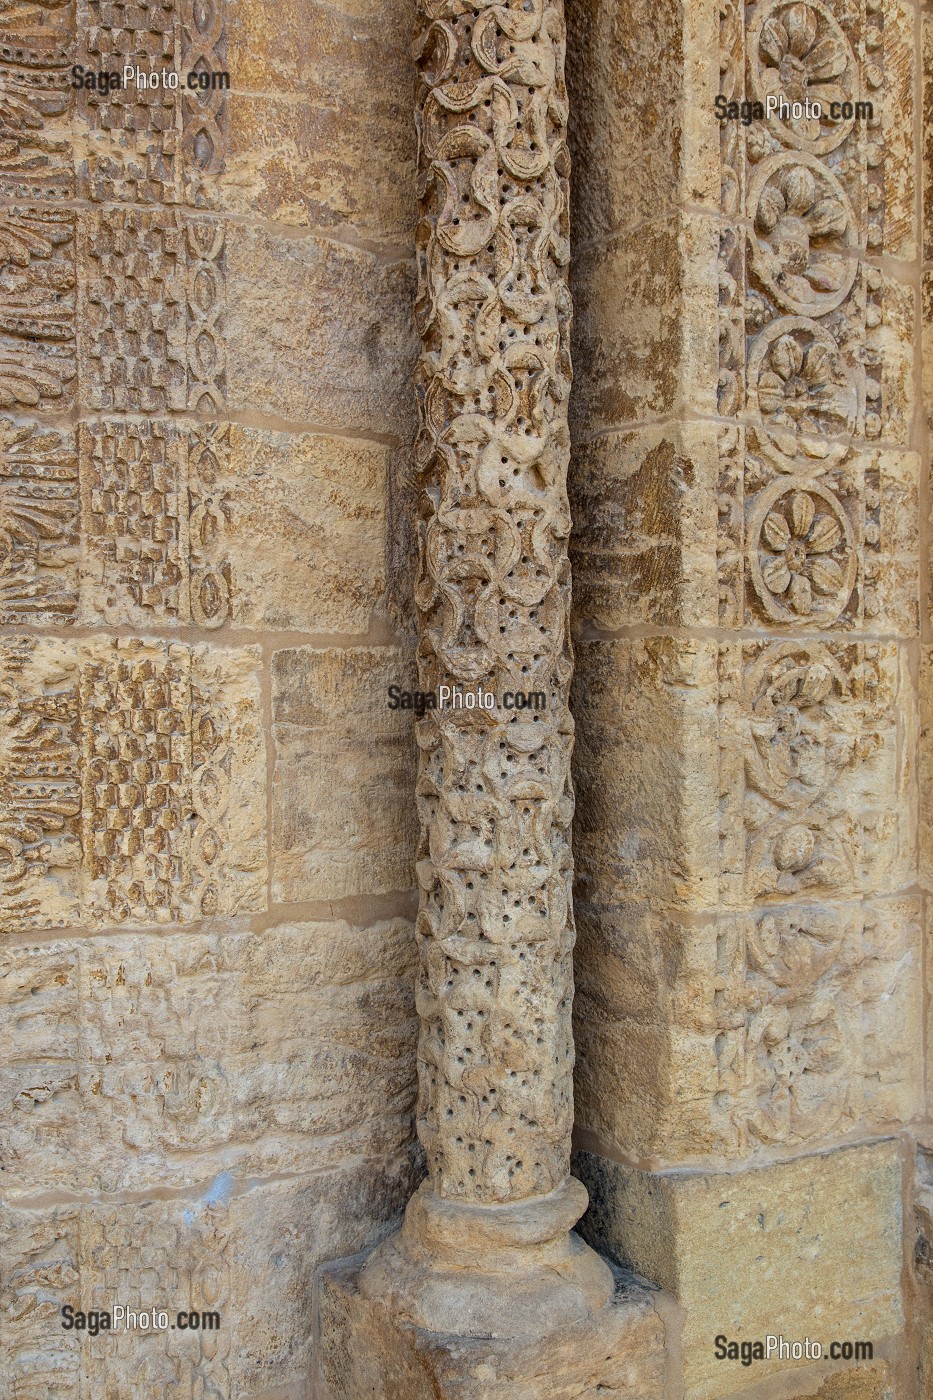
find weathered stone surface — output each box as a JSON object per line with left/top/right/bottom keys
{"left": 225, "top": 224, "right": 417, "bottom": 435}
{"left": 577, "top": 1141, "right": 904, "bottom": 1400}
{"left": 319, "top": 1257, "right": 667, "bottom": 1400}
{"left": 570, "top": 213, "right": 719, "bottom": 433}
{"left": 569, "top": 422, "right": 719, "bottom": 630}
{"left": 573, "top": 897, "right": 921, "bottom": 1163}
{"left": 0, "top": 1155, "right": 418, "bottom": 1399}
{"left": 271, "top": 646, "right": 417, "bottom": 902}
{"left": 220, "top": 0, "right": 416, "bottom": 242}
{"left": 1, "top": 919, "right": 417, "bottom": 1195}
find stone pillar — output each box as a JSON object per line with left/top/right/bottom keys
{"left": 566, "top": 0, "right": 922, "bottom": 1396}
{"left": 356, "top": 0, "right": 610, "bottom": 1335}
{"left": 317, "top": 1, "right": 666, "bottom": 1393}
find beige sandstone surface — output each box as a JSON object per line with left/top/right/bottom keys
{"left": 0, "top": 0, "right": 930, "bottom": 1396}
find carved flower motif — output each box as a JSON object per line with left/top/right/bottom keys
{"left": 748, "top": 998, "right": 846, "bottom": 1144}
{"left": 750, "top": 156, "right": 856, "bottom": 315}
{"left": 759, "top": 489, "right": 845, "bottom": 616}
{"left": 758, "top": 3, "right": 852, "bottom": 143}
{"left": 756, "top": 328, "right": 854, "bottom": 462}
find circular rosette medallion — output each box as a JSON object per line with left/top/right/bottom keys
{"left": 747, "top": 316, "right": 856, "bottom": 473}
{"left": 749, "top": 481, "right": 856, "bottom": 623}
{"left": 749, "top": 153, "right": 858, "bottom": 315}
{"left": 748, "top": 0, "right": 858, "bottom": 154}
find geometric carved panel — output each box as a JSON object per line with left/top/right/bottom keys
{"left": 80, "top": 0, "right": 227, "bottom": 207}
{"left": 80, "top": 212, "right": 225, "bottom": 415}
{"left": 80, "top": 420, "right": 231, "bottom": 627}
{"left": 0, "top": 637, "right": 265, "bottom": 932}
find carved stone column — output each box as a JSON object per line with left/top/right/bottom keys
{"left": 317, "top": 1, "right": 666, "bottom": 1392}
{"left": 355, "top": 0, "right": 610, "bottom": 1337}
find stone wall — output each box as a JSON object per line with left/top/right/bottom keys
{"left": 0, "top": 1, "right": 423, "bottom": 1396}
{"left": 0, "top": 0, "right": 929, "bottom": 1397}
{"left": 567, "top": 0, "right": 928, "bottom": 1396}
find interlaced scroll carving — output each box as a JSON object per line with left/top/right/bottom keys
{"left": 412, "top": 0, "right": 574, "bottom": 1204}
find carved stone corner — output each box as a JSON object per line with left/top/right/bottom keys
{"left": 316, "top": 1216, "right": 667, "bottom": 1400}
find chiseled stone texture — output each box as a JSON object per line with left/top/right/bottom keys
{"left": 798, "top": 1367, "right": 896, "bottom": 1400}
{"left": 271, "top": 646, "right": 418, "bottom": 903}
{"left": 225, "top": 223, "right": 417, "bottom": 436}
{"left": 0, "top": 1154, "right": 419, "bottom": 1399}
{"left": 569, "top": 212, "right": 719, "bottom": 434}
{"left": 576, "top": 1141, "right": 904, "bottom": 1400}
{"left": 222, "top": 0, "right": 416, "bottom": 241}
{"left": 1, "top": 918, "right": 417, "bottom": 1196}
{"left": 204, "top": 423, "right": 390, "bottom": 635}
{"left": 569, "top": 422, "right": 719, "bottom": 631}
{"left": 566, "top": 0, "right": 719, "bottom": 243}
{"left": 318, "top": 1257, "right": 666, "bottom": 1400}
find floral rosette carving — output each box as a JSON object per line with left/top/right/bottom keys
{"left": 749, "top": 481, "right": 855, "bottom": 623}
{"left": 748, "top": 0, "right": 857, "bottom": 154}
{"left": 749, "top": 153, "right": 857, "bottom": 315}
{"left": 747, "top": 316, "right": 857, "bottom": 473}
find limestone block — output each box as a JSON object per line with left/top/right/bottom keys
{"left": 569, "top": 422, "right": 719, "bottom": 631}
{"left": 318, "top": 1256, "right": 667, "bottom": 1400}
{"left": 220, "top": 0, "right": 416, "bottom": 241}
{"left": 924, "top": 273, "right": 933, "bottom": 437}
{"left": 566, "top": 0, "right": 719, "bottom": 244}
{"left": 571, "top": 637, "right": 720, "bottom": 913}
{"left": 918, "top": 13, "right": 924, "bottom": 264}
{"left": 224, "top": 223, "right": 417, "bottom": 436}
{"left": 576, "top": 635, "right": 912, "bottom": 911}
{"left": 570, "top": 212, "right": 719, "bottom": 433}
{"left": 573, "top": 897, "right": 921, "bottom": 1163}
{"left": 1, "top": 919, "right": 417, "bottom": 1195}
{"left": 0, "top": 1156, "right": 418, "bottom": 1400}
{"left": 791, "top": 1366, "right": 896, "bottom": 1399}
{"left": 576, "top": 1141, "right": 904, "bottom": 1400}
{"left": 271, "top": 645, "right": 417, "bottom": 902}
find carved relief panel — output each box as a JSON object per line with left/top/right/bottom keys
{"left": 717, "top": 0, "right": 914, "bottom": 636}
{"left": 0, "top": 637, "right": 265, "bottom": 932}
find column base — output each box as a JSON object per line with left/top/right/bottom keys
{"left": 317, "top": 1252, "right": 667, "bottom": 1400}
{"left": 355, "top": 1178, "right": 613, "bottom": 1339}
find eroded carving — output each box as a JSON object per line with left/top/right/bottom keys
{"left": 0, "top": 639, "right": 263, "bottom": 931}
{"left": 0, "top": 417, "right": 77, "bottom": 622}
{"left": 412, "top": 0, "right": 575, "bottom": 1205}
